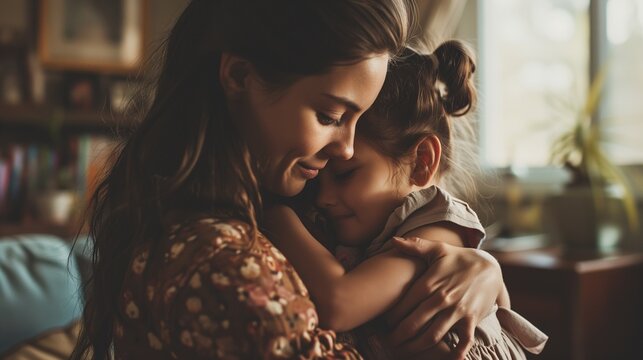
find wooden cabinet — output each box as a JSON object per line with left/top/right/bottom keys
{"left": 492, "top": 247, "right": 643, "bottom": 360}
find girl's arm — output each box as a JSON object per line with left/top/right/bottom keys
{"left": 264, "top": 205, "right": 464, "bottom": 332}
{"left": 264, "top": 205, "right": 422, "bottom": 331}
{"left": 497, "top": 283, "right": 511, "bottom": 308}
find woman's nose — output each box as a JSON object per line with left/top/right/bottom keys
{"left": 324, "top": 127, "right": 355, "bottom": 160}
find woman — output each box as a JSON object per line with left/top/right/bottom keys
{"left": 72, "top": 0, "right": 504, "bottom": 359}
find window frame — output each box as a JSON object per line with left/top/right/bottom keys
{"left": 473, "top": 0, "right": 642, "bottom": 182}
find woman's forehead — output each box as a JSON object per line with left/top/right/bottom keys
{"left": 294, "top": 55, "right": 389, "bottom": 110}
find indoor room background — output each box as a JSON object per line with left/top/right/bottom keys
{"left": 0, "top": 1, "right": 642, "bottom": 359}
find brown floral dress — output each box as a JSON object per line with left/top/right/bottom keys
{"left": 113, "top": 214, "right": 361, "bottom": 359}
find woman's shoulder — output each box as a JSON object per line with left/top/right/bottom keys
{"left": 168, "top": 214, "right": 254, "bottom": 250}
{"left": 155, "top": 214, "right": 362, "bottom": 358}
{"left": 119, "top": 212, "right": 362, "bottom": 358}
{"left": 149, "top": 214, "right": 260, "bottom": 286}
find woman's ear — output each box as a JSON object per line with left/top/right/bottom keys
{"left": 219, "top": 52, "right": 253, "bottom": 98}
{"left": 410, "top": 135, "right": 442, "bottom": 187}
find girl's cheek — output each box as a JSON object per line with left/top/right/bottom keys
{"left": 350, "top": 187, "right": 369, "bottom": 208}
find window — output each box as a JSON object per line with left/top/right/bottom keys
{"left": 602, "top": 0, "right": 643, "bottom": 164}
{"left": 467, "top": 0, "right": 643, "bottom": 167}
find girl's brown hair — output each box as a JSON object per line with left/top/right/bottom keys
{"left": 358, "top": 41, "right": 479, "bottom": 200}
{"left": 72, "top": 0, "right": 409, "bottom": 358}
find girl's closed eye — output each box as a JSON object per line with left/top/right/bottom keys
{"left": 334, "top": 167, "right": 358, "bottom": 181}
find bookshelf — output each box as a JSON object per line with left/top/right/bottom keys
{"left": 0, "top": 105, "right": 127, "bottom": 238}
{"left": 0, "top": 0, "right": 142, "bottom": 238}
{"left": 0, "top": 0, "right": 188, "bottom": 237}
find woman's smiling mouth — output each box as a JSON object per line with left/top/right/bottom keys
{"left": 297, "top": 162, "right": 325, "bottom": 179}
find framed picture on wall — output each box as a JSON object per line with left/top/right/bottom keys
{"left": 38, "top": 0, "right": 147, "bottom": 74}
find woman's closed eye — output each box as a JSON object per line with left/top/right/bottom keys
{"left": 316, "top": 111, "right": 343, "bottom": 126}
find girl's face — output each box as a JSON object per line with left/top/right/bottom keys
{"left": 316, "top": 137, "right": 414, "bottom": 246}
{"left": 241, "top": 55, "right": 389, "bottom": 197}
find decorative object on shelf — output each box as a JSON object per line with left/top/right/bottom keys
{"left": 109, "top": 79, "right": 136, "bottom": 113}
{"left": 0, "top": 28, "right": 31, "bottom": 105}
{"left": 38, "top": 0, "right": 147, "bottom": 74}
{"left": 63, "top": 74, "right": 99, "bottom": 111}
{"left": 27, "top": 52, "right": 46, "bottom": 104}
{"left": 32, "top": 190, "right": 78, "bottom": 226}
{"left": 545, "top": 67, "right": 639, "bottom": 253}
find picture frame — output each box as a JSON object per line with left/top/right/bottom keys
{"left": 38, "top": 0, "right": 147, "bottom": 74}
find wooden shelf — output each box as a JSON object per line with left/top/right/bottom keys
{"left": 0, "top": 104, "right": 136, "bottom": 130}
{"left": 0, "top": 221, "right": 85, "bottom": 239}
{"left": 491, "top": 245, "right": 643, "bottom": 273}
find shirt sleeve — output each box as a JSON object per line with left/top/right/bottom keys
{"left": 397, "top": 189, "right": 486, "bottom": 249}
{"left": 167, "top": 218, "right": 361, "bottom": 359}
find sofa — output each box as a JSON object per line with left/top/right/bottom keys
{"left": 0, "top": 233, "right": 91, "bottom": 358}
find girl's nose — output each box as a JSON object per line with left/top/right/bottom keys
{"left": 315, "top": 176, "right": 338, "bottom": 209}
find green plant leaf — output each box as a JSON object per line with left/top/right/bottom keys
{"left": 549, "top": 62, "right": 639, "bottom": 232}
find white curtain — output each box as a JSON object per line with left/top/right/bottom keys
{"left": 413, "top": 0, "right": 469, "bottom": 51}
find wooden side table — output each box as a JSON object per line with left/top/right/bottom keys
{"left": 491, "top": 247, "right": 643, "bottom": 360}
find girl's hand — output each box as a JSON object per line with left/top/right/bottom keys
{"left": 384, "top": 237, "right": 503, "bottom": 360}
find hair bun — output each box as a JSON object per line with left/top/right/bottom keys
{"left": 433, "top": 40, "right": 476, "bottom": 117}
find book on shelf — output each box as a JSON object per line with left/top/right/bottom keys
{"left": 0, "top": 134, "right": 117, "bottom": 224}
{"left": 0, "top": 145, "right": 27, "bottom": 221}
{"left": 0, "top": 160, "right": 9, "bottom": 216}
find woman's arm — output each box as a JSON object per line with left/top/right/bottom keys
{"left": 404, "top": 223, "right": 511, "bottom": 309}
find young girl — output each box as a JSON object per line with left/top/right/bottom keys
{"left": 265, "top": 43, "right": 548, "bottom": 359}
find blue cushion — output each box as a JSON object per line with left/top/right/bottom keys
{"left": 0, "top": 234, "right": 84, "bottom": 353}
{"left": 70, "top": 234, "right": 93, "bottom": 289}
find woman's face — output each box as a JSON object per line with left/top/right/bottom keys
{"left": 240, "top": 54, "right": 389, "bottom": 197}
{"left": 316, "top": 137, "right": 413, "bottom": 246}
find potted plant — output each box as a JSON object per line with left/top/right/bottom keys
{"left": 546, "top": 67, "right": 639, "bottom": 252}
{"left": 28, "top": 107, "right": 84, "bottom": 226}
{"left": 32, "top": 165, "right": 79, "bottom": 226}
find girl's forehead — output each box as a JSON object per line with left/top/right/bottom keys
{"left": 353, "top": 136, "right": 379, "bottom": 157}
{"left": 327, "top": 139, "right": 375, "bottom": 170}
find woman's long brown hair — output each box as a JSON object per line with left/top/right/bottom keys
{"left": 71, "top": 0, "right": 410, "bottom": 358}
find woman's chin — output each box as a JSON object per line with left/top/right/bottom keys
{"left": 270, "top": 179, "right": 307, "bottom": 198}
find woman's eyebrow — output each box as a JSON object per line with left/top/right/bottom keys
{"left": 323, "top": 93, "right": 362, "bottom": 113}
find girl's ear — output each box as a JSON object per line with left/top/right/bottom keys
{"left": 219, "top": 52, "right": 254, "bottom": 98}
{"left": 410, "top": 135, "right": 442, "bottom": 187}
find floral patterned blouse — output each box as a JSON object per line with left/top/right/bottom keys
{"left": 113, "top": 214, "right": 361, "bottom": 359}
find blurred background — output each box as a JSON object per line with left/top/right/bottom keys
{"left": 0, "top": 1, "right": 642, "bottom": 359}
